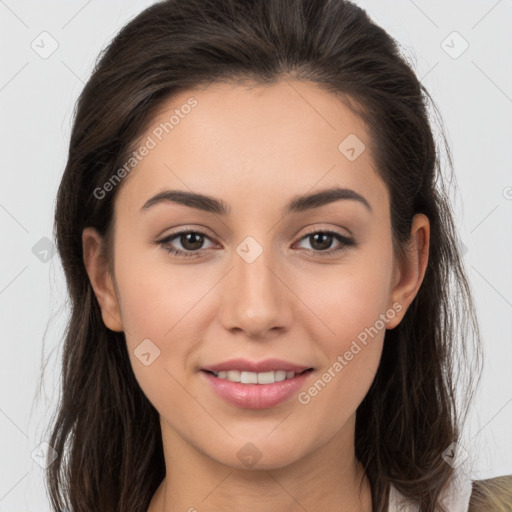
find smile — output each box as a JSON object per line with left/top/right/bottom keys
{"left": 205, "top": 369, "right": 311, "bottom": 384}
{"left": 200, "top": 368, "right": 315, "bottom": 409}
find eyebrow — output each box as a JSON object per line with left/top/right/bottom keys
{"left": 140, "top": 186, "right": 372, "bottom": 216}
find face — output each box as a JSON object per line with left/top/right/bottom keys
{"left": 84, "top": 80, "right": 427, "bottom": 471}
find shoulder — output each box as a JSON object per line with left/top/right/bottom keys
{"left": 468, "top": 475, "right": 512, "bottom": 512}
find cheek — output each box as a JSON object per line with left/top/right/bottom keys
{"left": 114, "top": 249, "right": 219, "bottom": 397}
{"left": 304, "top": 239, "right": 394, "bottom": 349}
{"left": 115, "top": 245, "right": 207, "bottom": 341}
{"left": 296, "top": 236, "right": 393, "bottom": 404}
{"left": 298, "top": 274, "right": 390, "bottom": 424}
{"left": 114, "top": 252, "right": 207, "bottom": 413}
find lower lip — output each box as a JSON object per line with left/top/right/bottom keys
{"left": 201, "top": 370, "right": 313, "bottom": 410}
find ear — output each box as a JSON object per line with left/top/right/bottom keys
{"left": 386, "top": 213, "right": 430, "bottom": 329}
{"left": 82, "top": 227, "right": 124, "bottom": 332}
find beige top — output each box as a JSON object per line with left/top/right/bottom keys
{"left": 388, "top": 472, "right": 473, "bottom": 511}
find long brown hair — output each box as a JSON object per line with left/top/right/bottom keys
{"left": 43, "top": 0, "right": 484, "bottom": 510}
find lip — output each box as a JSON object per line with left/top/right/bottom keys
{"left": 202, "top": 358, "right": 312, "bottom": 374}
{"left": 200, "top": 367, "right": 314, "bottom": 409}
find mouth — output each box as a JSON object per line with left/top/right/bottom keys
{"left": 201, "top": 368, "right": 314, "bottom": 384}
{"left": 200, "top": 365, "right": 315, "bottom": 409}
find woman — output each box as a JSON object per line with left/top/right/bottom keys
{"left": 44, "top": 0, "right": 512, "bottom": 510}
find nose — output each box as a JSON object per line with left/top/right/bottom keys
{"left": 218, "top": 241, "right": 293, "bottom": 339}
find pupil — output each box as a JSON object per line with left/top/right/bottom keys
{"left": 312, "top": 233, "right": 331, "bottom": 250}
{"left": 182, "top": 233, "right": 203, "bottom": 250}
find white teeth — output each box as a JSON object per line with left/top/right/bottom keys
{"left": 274, "top": 370, "right": 287, "bottom": 382}
{"left": 227, "top": 370, "right": 241, "bottom": 382}
{"left": 213, "top": 369, "right": 303, "bottom": 384}
{"left": 257, "top": 371, "right": 275, "bottom": 384}
{"left": 241, "top": 371, "right": 258, "bottom": 384}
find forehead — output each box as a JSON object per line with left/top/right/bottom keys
{"left": 116, "top": 80, "right": 387, "bottom": 216}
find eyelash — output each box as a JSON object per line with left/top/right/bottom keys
{"left": 157, "top": 228, "right": 356, "bottom": 258}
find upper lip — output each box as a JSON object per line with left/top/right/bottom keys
{"left": 202, "top": 358, "right": 312, "bottom": 374}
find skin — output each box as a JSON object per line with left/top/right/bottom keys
{"left": 83, "top": 79, "right": 430, "bottom": 512}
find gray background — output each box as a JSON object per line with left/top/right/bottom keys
{"left": 0, "top": 0, "right": 511, "bottom": 510}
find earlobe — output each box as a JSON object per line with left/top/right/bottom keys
{"left": 386, "top": 214, "right": 430, "bottom": 330}
{"left": 82, "top": 227, "right": 124, "bottom": 332}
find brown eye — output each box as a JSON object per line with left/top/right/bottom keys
{"left": 295, "top": 230, "right": 356, "bottom": 256}
{"left": 158, "top": 229, "right": 215, "bottom": 258}
{"left": 178, "top": 232, "right": 206, "bottom": 251}
{"left": 308, "top": 232, "right": 335, "bottom": 251}
{"left": 158, "top": 228, "right": 356, "bottom": 259}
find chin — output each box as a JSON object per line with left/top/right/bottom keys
{"left": 203, "top": 434, "right": 309, "bottom": 471}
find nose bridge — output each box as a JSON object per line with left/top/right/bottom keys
{"left": 220, "top": 233, "right": 290, "bottom": 335}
